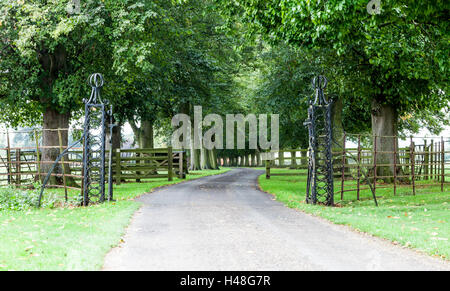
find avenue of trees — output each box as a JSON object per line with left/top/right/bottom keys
{"left": 0, "top": 1, "right": 449, "bottom": 177}
{"left": 216, "top": 0, "right": 449, "bottom": 177}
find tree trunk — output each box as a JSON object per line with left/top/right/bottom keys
{"left": 106, "top": 121, "right": 121, "bottom": 151}
{"left": 290, "top": 151, "right": 297, "bottom": 169}
{"left": 332, "top": 97, "right": 344, "bottom": 176}
{"left": 300, "top": 150, "right": 307, "bottom": 168}
{"left": 106, "top": 121, "right": 121, "bottom": 183}
{"left": 251, "top": 153, "right": 256, "bottom": 167}
{"left": 189, "top": 111, "right": 202, "bottom": 170}
{"left": 278, "top": 150, "right": 285, "bottom": 167}
{"left": 371, "top": 99, "right": 402, "bottom": 182}
{"left": 208, "top": 149, "right": 218, "bottom": 170}
{"left": 138, "top": 120, "right": 154, "bottom": 149}
{"left": 130, "top": 119, "right": 154, "bottom": 149}
{"left": 130, "top": 119, "right": 154, "bottom": 178}
{"left": 332, "top": 96, "right": 344, "bottom": 149}
{"left": 201, "top": 148, "right": 211, "bottom": 169}
{"left": 42, "top": 108, "right": 76, "bottom": 187}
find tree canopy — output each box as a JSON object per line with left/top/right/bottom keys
{"left": 1, "top": 0, "right": 449, "bottom": 172}
{"left": 217, "top": 0, "right": 449, "bottom": 134}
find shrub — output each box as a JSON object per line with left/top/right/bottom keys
{"left": 0, "top": 186, "right": 56, "bottom": 211}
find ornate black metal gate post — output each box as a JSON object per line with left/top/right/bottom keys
{"left": 82, "top": 73, "right": 108, "bottom": 206}
{"left": 304, "top": 76, "right": 335, "bottom": 206}
{"left": 38, "top": 73, "right": 115, "bottom": 208}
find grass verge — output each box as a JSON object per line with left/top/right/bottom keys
{"left": 258, "top": 168, "right": 450, "bottom": 260}
{"left": 0, "top": 168, "right": 230, "bottom": 271}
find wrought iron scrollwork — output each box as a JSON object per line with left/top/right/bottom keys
{"left": 82, "top": 73, "right": 108, "bottom": 206}
{"left": 37, "top": 73, "right": 115, "bottom": 207}
{"left": 304, "top": 76, "right": 335, "bottom": 206}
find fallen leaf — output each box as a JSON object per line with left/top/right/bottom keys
{"left": 24, "top": 245, "right": 34, "bottom": 251}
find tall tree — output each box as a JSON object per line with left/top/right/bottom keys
{"left": 0, "top": 1, "right": 169, "bottom": 180}
{"left": 217, "top": 0, "right": 449, "bottom": 177}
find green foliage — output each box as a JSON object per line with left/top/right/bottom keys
{"left": 0, "top": 186, "right": 56, "bottom": 211}
{"left": 0, "top": 0, "right": 171, "bottom": 126}
{"left": 217, "top": 0, "right": 450, "bottom": 134}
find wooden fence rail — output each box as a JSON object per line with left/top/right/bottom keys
{"left": 264, "top": 136, "right": 450, "bottom": 201}
{"left": 0, "top": 146, "right": 187, "bottom": 199}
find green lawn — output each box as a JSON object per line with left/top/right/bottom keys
{"left": 0, "top": 168, "right": 230, "bottom": 271}
{"left": 258, "top": 169, "right": 450, "bottom": 260}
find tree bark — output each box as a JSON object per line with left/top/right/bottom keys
{"left": 140, "top": 120, "right": 154, "bottom": 149}
{"left": 38, "top": 45, "right": 75, "bottom": 186}
{"left": 290, "top": 151, "right": 297, "bottom": 169}
{"left": 332, "top": 96, "right": 344, "bottom": 177}
{"left": 200, "top": 148, "right": 209, "bottom": 169}
{"left": 332, "top": 96, "right": 344, "bottom": 148}
{"left": 130, "top": 119, "right": 154, "bottom": 177}
{"left": 130, "top": 119, "right": 154, "bottom": 149}
{"left": 106, "top": 120, "right": 121, "bottom": 151}
{"left": 251, "top": 153, "right": 256, "bottom": 167}
{"left": 42, "top": 107, "right": 76, "bottom": 186}
{"left": 371, "top": 99, "right": 402, "bottom": 182}
{"left": 208, "top": 149, "right": 219, "bottom": 170}
{"left": 300, "top": 150, "right": 307, "bottom": 168}
{"left": 189, "top": 125, "right": 201, "bottom": 170}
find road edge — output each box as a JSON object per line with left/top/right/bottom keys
{"left": 254, "top": 171, "right": 450, "bottom": 265}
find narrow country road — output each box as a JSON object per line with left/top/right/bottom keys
{"left": 103, "top": 169, "right": 449, "bottom": 271}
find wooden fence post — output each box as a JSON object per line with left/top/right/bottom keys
{"left": 430, "top": 140, "right": 434, "bottom": 180}
{"left": 341, "top": 133, "right": 346, "bottom": 200}
{"left": 179, "top": 152, "right": 184, "bottom": 179}
{"left": 373, "top": 135, "right": 377, "bottom": 197}
{"left": 266, "top": 159, "right": 270, "bottom": 179}
{"left": 290, "top": 150, "right": 297, "bottom": 169}
{"left": 16, "top": 149, "right": 21, "bottom": 187}
{"left": 168, "top": 147, "right": 173, "bottom": 181}
{"left": 393, "top": 135, "right": 398, "bottom": 196}
{"left": 115, "top": 149, "right": 121, "bottom": 185}
{"left": 410, "top": 137, "right": 416, "bottom": 196}
{"left": 6, "top": 131, "right": 12, "bottom": 185}
{"left": 135, "top": 152, "right": 141, "bottom": 183}
{"left": 436, "top": 141, "right": 440, "bottom": 180}
{"left": 279, "top": 150, "right": 284, "bottom": 167}
{"left": 424, "top": 140, "right": 429, "bottom": 180}
{"left": 441, "top": 137, "right": 445, "bottom": 192}
{"left": 35, "top": 129, "right": 41, "bottom": 182}
{"left": 357, "top": 135, "right": 361, "bottom": 201}
{"left": 405, "top": 146, "right": 410, "bottom": 175}
{"left": 57, "top": 129, "right": 68, "bottom": 202}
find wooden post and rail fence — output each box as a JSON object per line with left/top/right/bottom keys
{"left": 0, "top": 129, "right": 189, "bottom": 201}
{"left": 264, "top": 135, "right": 450, "bottom": 200}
